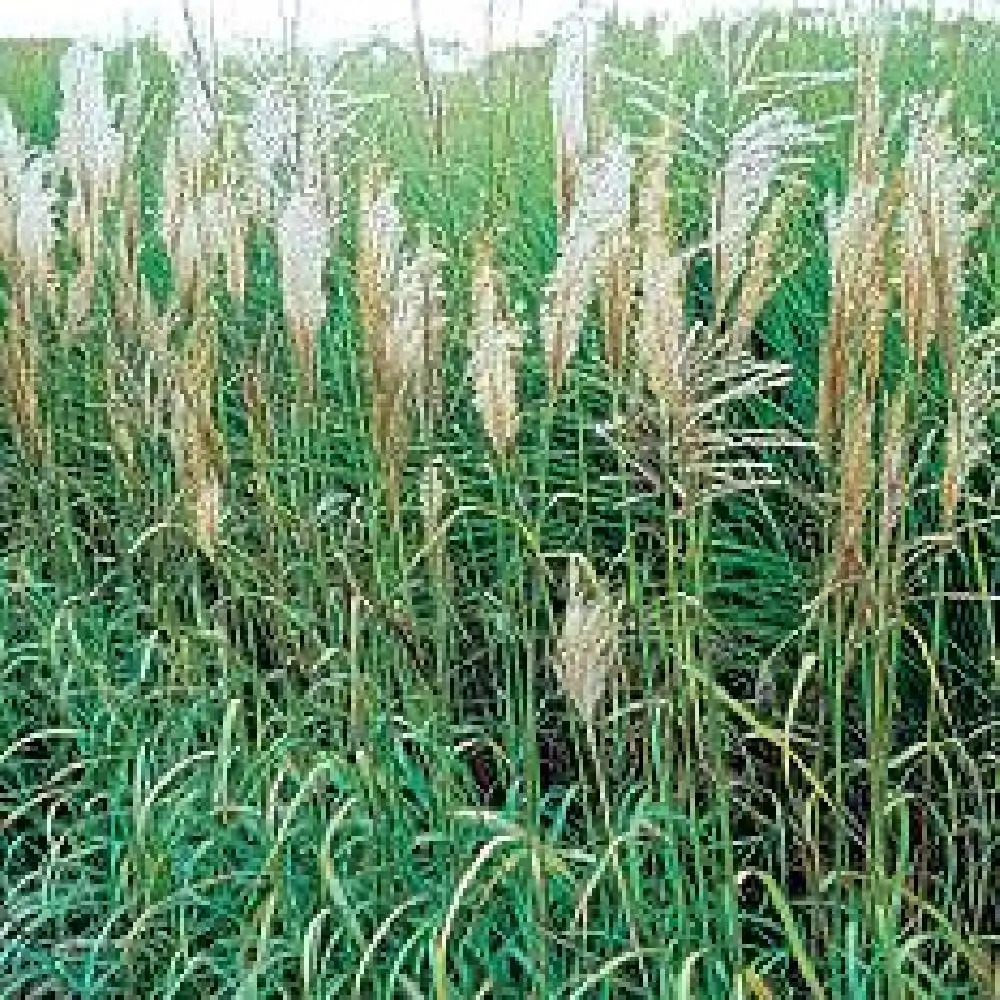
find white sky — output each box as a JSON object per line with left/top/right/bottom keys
{"left": 0, "top": 0, "right": 992, "bottom": 51}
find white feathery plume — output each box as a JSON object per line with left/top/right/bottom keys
{"left": 14, "top": 157, "right": 56, "bottom": 294}
{"left": 278, "top": 190, "right": 330, "bottom": 335}
{"left": 542, "top": 133, "right": 632, "bottom": 393}
{"left": 470, "top": 316, "right": 522, "bottom": 459}
{"left": 278, "top": 189, "right": 330, "bottom": 394}
{"left": 364, "top": 178, "right": 404, "bottom": 289}
{"left": 550, "top": 13, "right": 589, "bottom": 162}
{"left": 550, "top": 12, "right": 591, "bottom": 228}
{"left": 0, "top": 101, "right": 25, "bottom": 261}
{"left": 246, "top": 79, "right": 296, "bottom": 197}
{"left": 554, "top": 558, "right": 620, "bottom": 725}
{"left": 57, "top": 42, "right": 123, "bottom": 198}
{"left": 716, "top": 107, "right": 815, "bottom": 299}
{"left": 954, "top": 319, "right": 999, "bottom": 492}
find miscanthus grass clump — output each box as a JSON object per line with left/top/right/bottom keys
{"left": 0, "top": 11, "right": 998, "bottom": 1000}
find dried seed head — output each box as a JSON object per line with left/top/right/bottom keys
{"left": 635, "top": 128, "right": 684, "bottom": 404}
{"left": 1, "top": 315, "right": 42, "bottom": 461}
{"left": 637, "top": 244, "right": 685, "bottom": 411}
{"left": 900, "top": 95, "right": 979, "bottom": 380}
{"left": 469, "top": 235, "right": 500, "bottom": 354}
{"left": 554, "top": 558, "right": 619, "bottom": 725}
{"left": 172, "top": 317, "right": 226, "bottom": 554}
{"left": 853, "top": 28, "right": 884, "bottom": 189}
{"left": 358, "top": 166, "right": 403, "bottom": 367}
{"left": 246, "top": 79, "right": 296, "bottom": 201}
{"left": 942, "top": 318, "right": 1000, "bottom": 531}
{"left": 357, "top": 169, "right": 429, "bottom": 519}
{"left": 635, "top": 195, "right": 795, "bottom": 507}
{"left": 600, "top": 223, "right": 632, "bottom": 375}
{"left": 420, "top": 458, "right": 447, "bottom": 580}
{"left": 728, "top": 192, "right": 786, "bottom": 352}
{"left": 470, "top": 316, "right": 522, "bottom": 459}
{"left": 240, "top": 49, "right": 351, "bottom": 215}
{"left": 818, "top": 182, "right": 892, "bottom": 464}
{"left": 0, "top": 102, "right": 24, "bottom": 262}
{"left": 469, "top": 239, "right": 520, "bottom": 458}
{"left": 881, "top": 388, "right": 908, "bottom": 538}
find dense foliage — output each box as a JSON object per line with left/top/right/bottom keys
{"left": 0, "top": 9, "right": 997, "bottom": 998}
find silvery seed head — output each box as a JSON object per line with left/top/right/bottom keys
{"left": 57, "top": 42, "right": 123, "bottom": 195}
{"left": 550, "top": 12, "right": 590, "bottom": 162}
{"left": 15, "top": 157, "right": 56, "bottom": 290}
{"left": 278, "top": 189, "right": 330, "bottom": 340}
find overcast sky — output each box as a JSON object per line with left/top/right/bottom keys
{"left": 0, "top": 0, "right": 992, "bottom": 51}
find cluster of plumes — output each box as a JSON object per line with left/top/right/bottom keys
{"left": 357, "top": 168, "right": 444, "bottom": 516}
{"left": 0, "top": 105, "right": 56, "bottom": 308}
{"left": 542, "top": 133, "right": 632, "bottom": 395}
{"left": 899, "top": 94, "right": 986, "bottom": 531}
{"left": 163, "top": 59, "right": 249, "bottom": 315}
{"left": 626, "top": 115, "right": 796, "bottom": 511}
{"left": 58, "top": 43, "right": 124, "bottom": 199}
{"left": 818, "top": 32, "right": 897, "bottom": 578}
{"left": 550, "top": 13, "right": 592, "bottom": 232}
{"left": 819, "top": 34, "right": 993, "bottom": 582}
{"left": 0, "top": 103, "right": 55, "bottom": 461}
{"left": 277, "top": 189, "right": 330, "bottom": 398}
{"left": 238, "top": 48, "right": 346, "bottom": 221}
{"left": 468, "top": 239, "right": 522, "bottom": 458}
{"left": 554, "top": 557, "right": 620, "bottom": 725}
{"left": 58, "top": 42, "right": 126, "bottom": 320}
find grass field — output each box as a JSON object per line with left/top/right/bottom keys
{"left": 0, "top": 6, "right": 998, "bottom": 997}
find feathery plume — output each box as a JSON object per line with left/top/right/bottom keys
{"left": 880, "top": 388, "right": 908, "bottom": 539}
{"left": 468, "top": 239, "right": 521, "bottom": 458}
{"left": 0, "top": 101, "right": 24, "bottom": 262}
{"left": 470, "top": 318, "right": 522, "bottom": 460}
{"left": 357, "top": 169, "right": 430, "bottom": 518}
{"left": 554, "top": 558, "right": 620, "bottom": 725}
{"left": 714, "top": 107, "right": 815, "bottom": 309}
{"left": 942, "top": 318, "right": 999, "bottom": 531}
{"left": 411, "top": 226, "right": 447, "bottom": 431}
{"left": 631, "top": 134, "right": 794, "bottom": 510}
{"left": 277, "top": 189, "right": 330, "bottom": 398}
{"left": 172, "top": 315, "right": 226, "bottom": 554}
{"left": 57, "top": 42, "right": 124, "bottom": 207}
{"left": 542, "top": 134, "right": 632, "bottom": 395}
{"left": 175, "top": 56, "right": 215, "bottom": 175}
{"left": 550, "top": 12, "right": 591, "bottom": 231}
{"left": 14, "top": 157, "right": 57, "bottom": 303}
{"left": 817, "top": 182, "right": 892, "bottom": 464}
{"left": 900, "top": 95, "right": 979, "bottom": 379}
